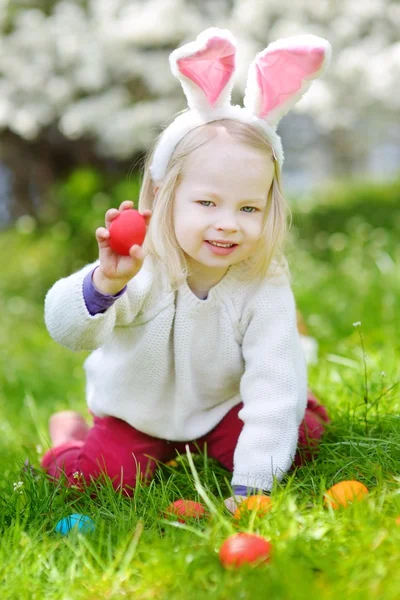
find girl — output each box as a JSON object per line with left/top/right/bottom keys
{"left": 42, "top": 28, "right": 331, "bottom": 513}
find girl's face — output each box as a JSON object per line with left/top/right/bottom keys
{"left": 173, "top": 128, "right": 275, "bottom": 281}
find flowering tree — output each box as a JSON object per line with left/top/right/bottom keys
{"left": 0, "top": 0, "right": 398, "bottom": 220}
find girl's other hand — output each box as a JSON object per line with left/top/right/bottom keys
{"left": 94, "top": 201, "right": 152, "bottom": 294}
{"left": 224, "top": 495, "right": 247, "bottom": 514}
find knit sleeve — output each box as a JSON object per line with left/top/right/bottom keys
{"left": 83, "top": 267, "right": 127, "bottom": 315}
{"left": 44, "top": 260, "right": 151, "bottom": 352}
{"left": 231, "top": 282, "right": 308, "bottom": 492}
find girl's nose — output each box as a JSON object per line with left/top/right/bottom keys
{"left": 214, "top": 213, "right": 239, "bottom": 232}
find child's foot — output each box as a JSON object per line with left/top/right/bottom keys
{"left": 49, "top": 411, "right": 89, "bottom": 447}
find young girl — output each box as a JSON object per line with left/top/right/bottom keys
{"left": 41, "top": 28, "right": 331, "bottom": 513}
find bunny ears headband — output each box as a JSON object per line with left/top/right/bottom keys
{"left": 150, "top": 27, "right": 331, "bottom": 183}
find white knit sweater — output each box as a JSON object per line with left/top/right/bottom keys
{"left": 44, "top": 255, "right": 308, "bottom": 491}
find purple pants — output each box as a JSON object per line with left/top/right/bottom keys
{"left": 41, "top": 391, "right": 329, "bottom": 495}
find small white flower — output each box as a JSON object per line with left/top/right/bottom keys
{"left": 13, "top": 481, "right": 24, "bottom": 493}
{"left": 36, "top": 444, "right": 43, "bottom": 454}
{"left": 72, "top": 471, "right": 82, "bottom": 480}
{"left": 380, "top": 371, "right": 386, "bottom": 377}
{"left": 353, "top": 321, "right": 362, "bottom": 327}
{"left": 185, "top": 554, "right": 194, "bottom": 564}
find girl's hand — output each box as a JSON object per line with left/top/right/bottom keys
{"left": 94, "top": 201, "right": 152, "bottom": 294}
{"left": 224, "top": 495, "right": 247, "bottom": 514}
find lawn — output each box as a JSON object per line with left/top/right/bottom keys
{"left": 0, "top": 178, "right": 399, "bottom": 599}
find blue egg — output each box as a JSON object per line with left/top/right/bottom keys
{"left": 55, "top": 513, "right": 95, "bottom": 535}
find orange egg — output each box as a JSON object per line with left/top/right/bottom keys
{"left": 395, "top": 516, "right": 400, "bottom": 526}
{"left": 324, "top": 480, "right": 369, "bottom": 509}
{"left": 233, "top": 495, "right": 273, "bottom": 520}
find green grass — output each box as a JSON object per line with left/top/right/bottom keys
{"left": 1, "top": 177, "right": 400, "bottom": 599}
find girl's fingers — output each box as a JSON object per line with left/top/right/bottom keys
{"left": 119, "top": 200, "right": 134, "bottom": 212}
{"left": 129, "top": 245, "right": 140, "bottom": 258}
{"left": 129, "top": 245, "right": 145, "bottom": 262}
{"left": 106, "top": 203, "right": 146, "bottom": 226}
{"left": 95, "top": 227, "right": 110, "bottom": 246}
{"left": 105, "top": 208, "right": 119, "bottom": 229}
{"left": 104, "top": 202, "right": 134, "bottom": 229}
{"left": 142, "top": 210, "right": 152, "bottom": 230}
{"left": 96, "top": 227, "right": 109, "bottom": 239}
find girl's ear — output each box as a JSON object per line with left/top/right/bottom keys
{"left": 243, "top": 34, "right": 331, "bottom": 128}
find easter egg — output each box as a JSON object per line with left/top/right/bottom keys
{"left": 233, "top": 495, "right": 273, "bottom": 520}
{"left": 219, "top": 533, "right": 272, "bottom": 568}
{"left": 164, "top": 499, "right": 207, "bottom": 523}
{"left": 55, "top": 513, "right": 95, "bottom": 535}
{"left": 324, "top": 480, "right": 369, "bottom": 510}
{"left": 108, "top": 209, "right": 146, "bottom": 256}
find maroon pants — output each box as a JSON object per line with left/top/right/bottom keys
{"left": 41, "top": 391, "right": 329, "bottom": 494}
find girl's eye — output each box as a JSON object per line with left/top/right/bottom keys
{"left": 197, "top": 201, "right": 257, "bottom": 213}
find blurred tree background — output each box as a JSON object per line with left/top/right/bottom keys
{"left": 0, "top": 0, "right": 399, "bottom": 356}
{"left": 0, "top": 0, "right": 398, "bottom": 226}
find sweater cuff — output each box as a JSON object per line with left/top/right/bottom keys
{"left": 232, "top": 485, "right": 267, "bottom": 496}
{"left": 83, "top": 268, "right": 127, "bottom": 316}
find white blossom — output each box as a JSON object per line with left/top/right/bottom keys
{"left": 13, "top": 481, "right": 24, "bottom": 493}
{"left": 0, "top": 0, "right": 397, "bottom": 159}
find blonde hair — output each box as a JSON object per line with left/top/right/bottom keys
{"left": 138, "top": 119, "right": 291, "bottom": 291}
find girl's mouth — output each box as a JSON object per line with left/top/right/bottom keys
{"left": 205, "top": 241, "right": 238, "bottom": 255}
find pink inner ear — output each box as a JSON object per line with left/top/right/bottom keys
{"left": 256, "top": 47, "right": 325, "bottom": 118}
{"left": 177, "top": 36, "right": 235, "bottom": 106}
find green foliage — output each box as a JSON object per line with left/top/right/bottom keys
{"left": 41, "top": 166, "right": 143, "bottom": 270}
{"left": 287, "top": 178, "right": 400, "bottom": 350}
{"left": 1, "top": 175, "right": 400, "bottom": 598}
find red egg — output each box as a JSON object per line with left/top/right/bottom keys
{"left": 108, "top": 209, "right": 146, "bottom": 256}
{"left": 164, "top": 499, "right": 207, "bottom": 523}
{"left": 219, "top": 533, "right": 272, "bottom": 568}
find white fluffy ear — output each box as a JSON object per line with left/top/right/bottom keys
{"left": 244, "top": 34, "right": 331, "bottom": 127}
{"left": 169, "top": 27, "right": 237, "bottom": 112}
